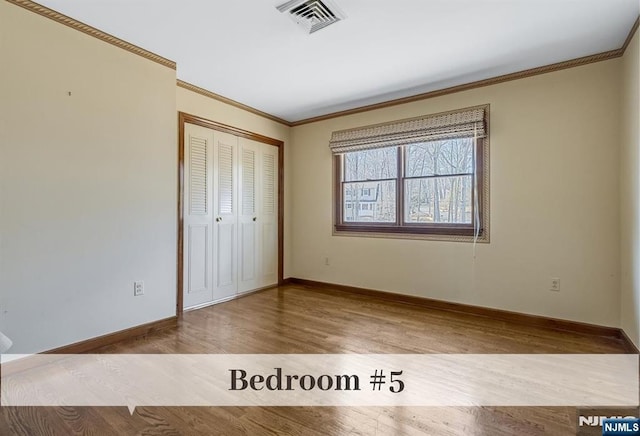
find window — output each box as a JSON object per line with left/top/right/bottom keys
{"left": 342, "top": 147, "right": 396, "bottom": 223}
{"left": 331, "top": 106, "right": 489, "bottom": 240}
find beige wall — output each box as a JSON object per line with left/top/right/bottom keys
{"left": 0, "top": 2, "right": 178, "bottom": 353}
{"left": 176, "top": 87, "right": 293, "bottom": 278}
{"left": 290, "top": 59, "right": 622, "bottom": 327}
{"left": 620, "top": 29, "right": 640, "bottom": 346}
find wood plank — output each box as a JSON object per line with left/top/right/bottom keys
{"left": 0, "top": 284, "right": 634, "bottom": 435}
{"left": 289, "top": 278, "right": 627, "bottom": 340}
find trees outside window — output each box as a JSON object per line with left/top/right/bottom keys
{"left": 335, "top": 137, "right": 485, "bottom": 237}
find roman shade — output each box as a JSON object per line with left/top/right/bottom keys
{"left": 329, "top": 106, "right": 486, "bottom": 154}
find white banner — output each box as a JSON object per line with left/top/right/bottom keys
{"left": 1, "top": 354, "right": 637, "bottom": 410}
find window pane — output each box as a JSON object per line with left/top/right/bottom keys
{"left": 344, "top": 148, "right": 398, "bottom": 181}
{"left": 405, "top": 138, "right": 474, "bottom": 177}
{"left": 343, "top": 181, "right": 396, "bottom": 223}
{"left": 404, "top": 176, "right": 472, "bottom": 224}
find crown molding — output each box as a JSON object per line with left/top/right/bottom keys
{"left": 291, "top": 49, "right": 623, "bottom": 126}
{"left": 290, "top": 15, "right": 639, "bottom": 126}
{"left": 621, "top": 16, "right": 639, "bottom": 55}
{"left": 5, "top": 0, "right": 176, "bottom": 70}
{"left": 181, "top": 15, "right": 639, "bottom": 127}
{"left": 177, "top": 80, "right": 292, "bottom": 127}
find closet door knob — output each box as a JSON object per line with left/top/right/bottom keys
{"left": 216, "top": 217, "right": 222, "bottom": 222}
{"left": 253, "top": 217, "right": 257, "bottom": 222}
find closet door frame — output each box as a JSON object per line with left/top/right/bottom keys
{"left": 177, "top": 112, "right": 284, "bottom": 316}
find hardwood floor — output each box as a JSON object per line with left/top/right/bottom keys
{"left": 1, "top": 284, "right": 634, "bottom": 435}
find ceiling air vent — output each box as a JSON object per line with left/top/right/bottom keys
{"left": 276, "top": 0, "right": 345, "bottom": 34}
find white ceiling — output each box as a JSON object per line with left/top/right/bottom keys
{"left": 36, "top": 0, "right": 638, "bottom": 122}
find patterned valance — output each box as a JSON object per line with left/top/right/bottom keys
{"left": 329, "top": 106, "right": 487, "bottom": 154}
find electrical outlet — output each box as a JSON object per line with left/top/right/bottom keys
{"left": 550, "top": 278, "right": 560, "bottom": 292}
{"left": 324, "top": 257, "right": 330, "bottom": 266}
{"left": 134, "top": 281, "right": 144, "bottom": 296}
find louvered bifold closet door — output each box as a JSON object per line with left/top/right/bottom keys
{"left": 238, "top": 139, "right": 260, "bottom": 293}
{"left": 259, "top": 144, "right": 279, "bottom": 288}
{"left": 213, "top": 131, "right": 239, "bottom": 301}
{"left": 183, "top": 123, "right": 214, "bottom": 309}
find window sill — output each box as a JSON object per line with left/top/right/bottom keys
{"left": 333, "top": 225, "right": 489, "bottom": 243}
